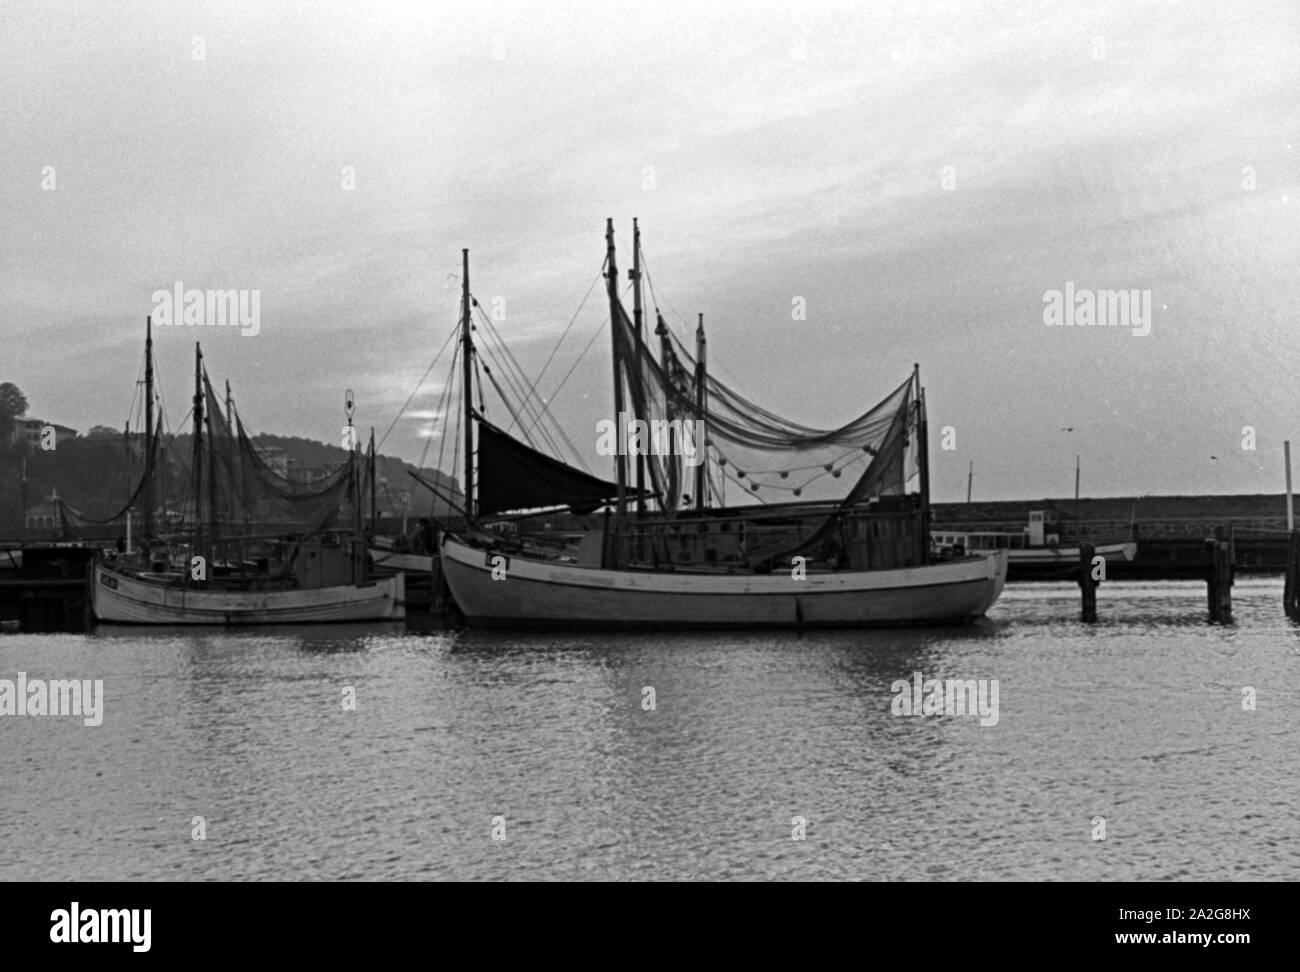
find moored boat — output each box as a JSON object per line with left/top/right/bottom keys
{"left": 92, "top": 562, "right": 403, "bottom": 625}
{"left": 88, "top": 321, "right": 402, "bottom": 625}
{"left": 442, "top": 532, "right": 1004, "bottom": 628}
{"left": 430, "top": 221, "right": 1007, "bottom": 628}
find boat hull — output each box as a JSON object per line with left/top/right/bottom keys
{"left": 91, "top": 564, "right": 405, "bottom": 625}
{"left": 440, "top": 535, "right": 1007, "bottom": 629}
{"left": 1008, "top": 541, "right": 1137, "bottom": 565}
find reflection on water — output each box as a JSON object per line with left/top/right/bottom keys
{"left": 1, "top": 581, "right": 1296, "bottom": 880}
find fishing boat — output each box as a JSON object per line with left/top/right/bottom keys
{"left": 92, "top": 561, "right": 403, "bottom": 624}
{"left": 91, "top": 322, "right": 403, "bottom": 625}
{"left": 429, "top": 220, "right": 1007, "bottom": 628}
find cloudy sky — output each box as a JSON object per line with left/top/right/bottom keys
{"left": 2, "top": 0, "right": 1296, "bottom": 501}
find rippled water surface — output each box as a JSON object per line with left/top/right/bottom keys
{"left": 2, "top": 579, "right": 1297, "bottom": 880}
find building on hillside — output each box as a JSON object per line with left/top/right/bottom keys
{"left": 10, "top": 418, "right": 79, "bottom": 450}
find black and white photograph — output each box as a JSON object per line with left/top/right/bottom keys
{"left": 0, "top": 0, "right": 1293, "bottom": 947}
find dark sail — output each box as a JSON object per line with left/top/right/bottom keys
{"left": 476, "top": 419, "right": 630, "bottom": 516}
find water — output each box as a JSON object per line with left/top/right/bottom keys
{"left": 1, "top": 579, "right": 1296, "bottom": 881}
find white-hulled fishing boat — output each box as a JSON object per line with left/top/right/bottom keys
{"left": 428, "top": 220, "right": 1007, "bottom": 629}
{"left": 441, "top": 533, "right": 1004, "bottom": 628}
{"left": 88, "top": 321, "right": 404, "bottom": 625}
{"left": 92, "top": 563, "right": 403, "bottom": 624}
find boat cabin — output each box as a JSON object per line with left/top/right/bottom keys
{"left": 1025, "top": 510, "right": 1060, "bottom": 546}
{"left": 604, "top": 495, "right": 927, "bottom": 572}
{"left": 931, "top": 509, "right": 1061, "bottom": 556}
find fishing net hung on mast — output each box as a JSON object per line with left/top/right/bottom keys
{"left": 200, "top": 372, "right": 356, "bottom": 539}
{"left": 611, "top": 298, "right": 920, "bottom": 518}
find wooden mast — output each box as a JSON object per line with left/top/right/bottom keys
{"left": 191, "top": 343, "right": 204, "bottom": 581}
{"left": 630, "top": 218, "right": 645, "bottom": 517}
{"left": 914, "top": 363, "right": 931, "bottom": 565}
{"left": 605, "top": 219, "right": 627, "bottom": 518}
{"left": 143, "top": 316, "right": 153, "bottom": 543}
{"left": 694, "top": 312, "right": 707, "bottom": 511}
{"left": 205, "top": 353, "right": 217, "bottom": 570}
{"left": 460, "top": 248, "right": 475, "bottom": 522}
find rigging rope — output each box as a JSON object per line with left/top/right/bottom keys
{"left": 377, "top": 322, "right": 458, "bottom": 450}
{"left": 503, "top": 268, "right": 603, "bottom": 437}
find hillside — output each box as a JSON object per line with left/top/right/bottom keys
{"left": 0, "top": 432, "right": 461, "bottom": 538}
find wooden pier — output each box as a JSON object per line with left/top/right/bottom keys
{"left": 0, "top": 544, "right": 95, "bottom": 633}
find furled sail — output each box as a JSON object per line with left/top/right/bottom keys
{"left": 476, "top": 418, "right": 635, "bottom": 516}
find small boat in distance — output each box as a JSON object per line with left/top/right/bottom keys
{"left": 931, "top": 509, "right": 1137, "bottom": 575}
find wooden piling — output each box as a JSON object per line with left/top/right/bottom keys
{"left": 1285, "top": 443, "right": 1298, "bottom": 619}
{"left": 1206, "top": 526, "right": 1233, "bottom": 622}
{"left": 1285, "top": 530, "right": 1300, "bottom": 620}
{"left": 1078, "top": 541, "right": 1097, "bottom": 622}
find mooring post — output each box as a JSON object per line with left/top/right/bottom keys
{"left": 1285, "top": 442, "right": 1297, "bottom": 619}
{"left": 1287, "top": 530, "right": 1300, "bottom": 620}
{"left": 83, "top": 558, "right": 94, "bottom": 633}
{"left": 1205, "top": 534, "right": 1218, "bottom": 619}
{"left": 1217, "top": 539, "right": 1228, "bottom": 620}
{"left": 1206, "top": 526, "right": 1232, "bottom": 622}
{"left": 1079, "top": 541, "right": 1097, "bottom": 622}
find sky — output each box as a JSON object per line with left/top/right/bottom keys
{"left": 1, "top": 0, "right": 1296, "bottom": 502}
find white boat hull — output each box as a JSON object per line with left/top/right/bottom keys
{"left": 1009, "top": 541, "right": 1137, "bottom": 564}
{"left": 92, "top": 564, "right": 405, "bottom": 625}
{"left": 441, "top": 535, "right": 1007, "bottom": 628}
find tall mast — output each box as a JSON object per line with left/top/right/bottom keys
{"left": 630, "top": 218, "right": 646, "bottom": 517}
{"left": 1075, "top": 455, "right": 1081, "bottom": 521}
{"left": 144, "top": 316, "right": 153, "bottom": 542}
{"left": 369, "top": 427, "right": 376, "bottom": 533}
{"left": 694, "top": 312, "right": 707, "bottom": 511}
{"left": 353, "top": 399, "right": 361, "bottom": 581}
{"left": 205, "top": 359, "right": 217, "bottom": 565}
{"left": 914, "top": 363, "right": 931, "bottom": 564}
{"left": 460, "top": 248, "right": 475, "bottom": 522}
{"left": 192, "top": 343, "right": 205, "bottom": 577}
{"left": 605, "top": 219, "right": 627, "bottom": 517}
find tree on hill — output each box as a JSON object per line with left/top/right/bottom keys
{"left": 0, "top": 382, "right": 29, "bottom": 444}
